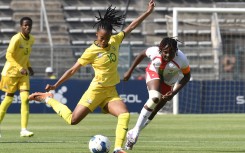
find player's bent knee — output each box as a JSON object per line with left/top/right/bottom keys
{"left": 146, "top": 90, "right": 162, "bottom": 110}
{"left": 145, "top": 99, "right": 157, "bottom": 110}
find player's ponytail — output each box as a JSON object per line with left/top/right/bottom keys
{"left": 93, "top": 5, "right": 125, "bottom": 32}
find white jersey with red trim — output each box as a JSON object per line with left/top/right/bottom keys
{"left": 145, "top": 46, "right": 189, "bottom": 86}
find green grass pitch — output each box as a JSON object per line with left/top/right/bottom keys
{"left": 0, "top": 114, "right": 245, "bottom": 153}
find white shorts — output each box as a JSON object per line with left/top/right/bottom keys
{"left": 145, "top": 65, "right": 160, "bottom": 83}
{"left": 145, "top": 65, "right": 172, "bottom": 95}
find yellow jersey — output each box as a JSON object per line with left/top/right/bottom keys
{"left": 78, "top": 31, "right": 125, "bottom": 87}
{"left": 1, "top": 32, "right": 35, "bottom": 77}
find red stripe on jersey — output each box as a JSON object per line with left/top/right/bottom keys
{"left": 171, "top": 60, "right": 180, "bottom": 69}
{"left": 159, "top": 57, "right": 168, "bottom": 70}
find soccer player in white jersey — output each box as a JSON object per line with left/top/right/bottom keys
{"left": 123, "top": 37, "right": 191, "bottom": 150}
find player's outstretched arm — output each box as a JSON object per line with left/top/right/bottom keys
{"left": 45, "top": 61, "right": 82, "bottom": 91}
{"left": 123, "top": 50, "right": 147, "bottom": 81}
{"left": 123, "top": 0, "right": 155, "bottom": 36}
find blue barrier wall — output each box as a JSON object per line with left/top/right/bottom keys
{"left": 0, "top": 79, "right": 245, "bottom": 114}
{"left": 0, "top": 79, "right": 148, "bottom": 114}
{"left": 178, "top": 81, "right": 245, "bottom": 113}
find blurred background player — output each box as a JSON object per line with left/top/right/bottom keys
{"left": 45, "top": 67, "right": 56, "bottom": 79}
{"left": 0, "top": 17, "right": 35, "bottom": 137}
{"left": 28, "top": 1, "right": 155, "bottom": 153}
{"left": 123, "top": 37, "right": 191, "bottom": 150}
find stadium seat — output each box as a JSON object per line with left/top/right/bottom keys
{"left": 153, "top": 18, "right": 167, "bottom": 23}
{"left": 66, "top": 17, "right": 80, "bottom": 22}
{"left": 154, "top": 7, "right": 168, "bottom": 11}
{"left": 0, "top": 17, "right": 13, "bottom": 21}
{"left": 184, "top": 41, "right": 198, "bottom": 46}
{"left": 130, "top": 41, "right": 144, "bottom": 45}
{"left": 125, "top": 18, "right": 135, "bottom": 23}
{"left": 199, "top": 52, "right": 213, "bottom": 58}
{"left": 63, "top": 6, "right": 77, "bottom": 11}
{"left": 71, "top": 40, "right": 86, "bottom": 45}
{"left": 83, "top": 29, "right": 96, "bottom": 34}
{"left": 77, "top": 6, "right": 91, "bottom": 11}
{"left": 0, "top": 5, "right": 11, "bottom": 10}
{"left": 80, "top": 18, "right": 94, "bottom": 22}
{"left": 86, "top": 41, "right": 94, "bottom": 45}
{"left": 2, "top": 40, "right": 10, "bottom": 44}
{"left": 185, "top": 52, "right": 198, "bottom": 58}
{"left": 197, "top": 19, "right": 211, "bottom": 23}
{"left": 198, "top": 41, "right": 212, "bottom": 46}
{"left": 199, "top": 64, "right": 213, "bottom": 69}
{"left": 197, "top": 30, "right": 211, "bottom": 34}
{"left": 121, "top": 41, "right": 129, "bottom": 45}
{"left": 120, "top": 6, "right": 135, "bottom": 11}
{"left": 68, "top": 29, "right": 83, "bottom": 33}
{"left": 190, "top": 64, "right": 199, "bottom": 69}
{"left": 131, "top": 29, "right": 141, "bottom": 34}
{"left": 226, "top": 19, "right": 235, "bottom": 23}
{"left": 0, "top": 28, "right": 16, "bottom": 33}
{"left": 92, "top": 6, "right": 106, "bottom": 11}
{"left": 183, "top": 30, "right": 197, "bottom": 34}
{"left": 154, "top": 29, "right": 167, "bottom": 34}
{"left": 218, "top": 19, "right": 226, "bottom": 23}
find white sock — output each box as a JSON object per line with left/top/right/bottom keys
{"left": 21, "top": 128, "right": 27, "bottom": 131}
{"left": 133, "top": 107, "right": 152, "bottom": 132}
{"left": 142, "top": 119, "right": 151, "bottom": 130}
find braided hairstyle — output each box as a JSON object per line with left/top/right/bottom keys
{"left": 159, "top": 37, "right": 179, "bottom": 55}
{"left": 94, "top": 5, "right": 125, "bottom": 32}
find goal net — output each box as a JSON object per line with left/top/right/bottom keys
{"left": 160, "top": 5, "right": 245, "bottom": 114}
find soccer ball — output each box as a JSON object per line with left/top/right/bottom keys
{"left": 89, "top": 135, "right": 111, "bottom": 153}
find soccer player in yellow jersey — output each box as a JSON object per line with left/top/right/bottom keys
{"left": 29, "top": 1, "right": 155, "bottom": 152}
{"left": 0, "top": 17, "right": 35, "bottom": 137}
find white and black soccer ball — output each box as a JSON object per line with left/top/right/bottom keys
{"left": 89, "top": 135, "right": 111, "bottom": 153}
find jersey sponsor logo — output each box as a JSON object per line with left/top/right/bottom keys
{"left": 111, "top": 46, "right": 116, "bottom": 51}
{"left": 24, "top": 48, "right": 29, "bottom": 55}
{"left": 86, "top": 99, "right": 92, "bottom": 104}
{"left": 98, "top": 53, "right": 103, "bottom": 58}
{"left": 19, "top": 44, "right": 24, "bottom": 48}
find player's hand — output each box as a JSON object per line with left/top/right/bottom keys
{"left": 146, "top": 0, "right": 155, "bottom": 14}
{"left": 45, "top": 84, "right": 56, "bottom": 92}
{"left": 20, "top": 68, "right": 28, "bottom": 75}
{"left": 123, "top": 71, "right": 131, "bottom": 81}
{"left": 162, "top": 91, "right": 174, "bottom": 101}
{"left": 28, "top": 67, "right": 34, "bottom": 76}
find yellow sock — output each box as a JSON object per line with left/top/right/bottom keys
{"left": 20, "top": 91, "right": 29, "bottom": 129}
{"left": 47, "top": 98, "right": 72, "bottom": 124}
{"left": 115, "top": 112, "right": 130, "bottom": 149}
{"left": 0, "top": 95, "right": 13, "bottom": 123}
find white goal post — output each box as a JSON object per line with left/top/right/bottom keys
{"left": 172, "top": 7, "right": 245, "bottom": 115}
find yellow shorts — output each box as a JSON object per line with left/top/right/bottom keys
{"left": 78, "top": 85, "right": 122, "bottom": 112}
{"left": 0, "top": 75, "right": 30, "bottom": 93}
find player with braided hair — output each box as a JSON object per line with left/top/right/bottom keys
{"left": 28, "top": 1, "right": 155, "bottom": 153}
{"left": 123, "top": 37, "right": 191, "bottom": 150}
